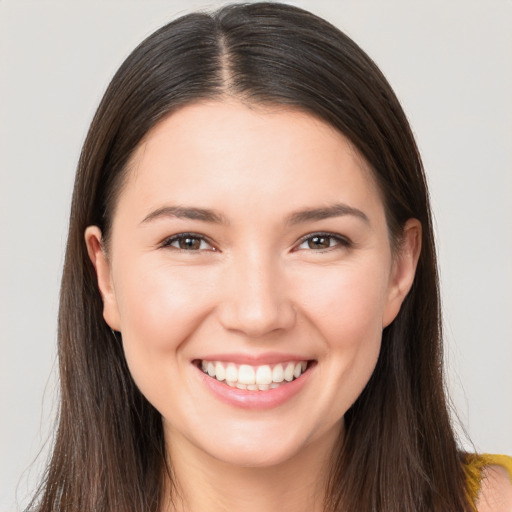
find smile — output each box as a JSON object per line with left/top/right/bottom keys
{"left": 199, "top": 360, "right": 309, "bottom": 391}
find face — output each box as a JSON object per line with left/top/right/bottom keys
{"left": 86, "top": 100, "right": 420, "bottom": 469}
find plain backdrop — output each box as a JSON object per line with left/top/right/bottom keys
{"left": 1, "top": 1, "right": 511, "bottom": 510}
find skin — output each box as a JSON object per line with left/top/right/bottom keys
{"left": 86, "top": 100, "right": 422, "bottom": 512}
{"left": 478, "top": 466, "right": 512, "bottom": 512}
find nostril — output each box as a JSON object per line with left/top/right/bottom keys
{"left": 217, "top": 301, "right": 297, "bottom": 338}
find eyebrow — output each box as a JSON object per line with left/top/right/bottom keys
{"left": 140, "top": 203, "right": 369, "bottom": 226}
{"left": 285, "top": 203, "right": 370, "bottom": 226}
{"left": 141, "top": 206, "right": 229, "bottom": 225}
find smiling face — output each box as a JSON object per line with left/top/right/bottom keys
{"left": 86, "top": 100, "right": 420, "bottom": 469}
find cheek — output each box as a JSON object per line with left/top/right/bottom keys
{"left": 294, "top": 262, "right": 387, "bottom": 403}
{"left": 294, "top": 261, "right": 390, "bottom": 344}
{"left": 112, "top": 261, "right": 217, "bottom": 376}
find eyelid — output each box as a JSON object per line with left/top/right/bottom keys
{"left": 159, "top": 231, "right": 351, "bottom": 253}
{"left": 160, "top": 232, "right": 217, "bottom": 252}
{"left": 294, "top": 231, "right": 352, "bottom": 251}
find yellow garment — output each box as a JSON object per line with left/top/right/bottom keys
{"left": 465, "top": 453, "right": 512, "bottom": 509}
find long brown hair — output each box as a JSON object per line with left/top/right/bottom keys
{"left": 30, "top": 3, "right": 473, "bottom": 511}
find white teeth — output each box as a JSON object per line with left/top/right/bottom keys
{"left": 200, "top": 359, "right": 309, "bottom": 390}
{"left": 238, "top": 365, "right": 255, "bottom": 385}
{"left": 215, "top": 362, "right": 225, "bottom": 381}
{"left": 272, "top": 364, "right": 284, "bottom": 382}
{"left": 284, "top": 363, "right": 295, "bottom": 382}
{"left": 226, "top": 364, "right": 237, "bottom": 382}
{"left": 255, "top": 365, "right": 272, "bottom": 385}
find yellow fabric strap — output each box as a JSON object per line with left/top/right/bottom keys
{"left": 464, "top": 453, "right": 512, "bottom": 508}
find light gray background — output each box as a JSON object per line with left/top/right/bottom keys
{"left": 1, "top": 1, "right": 511, "bottom": 510}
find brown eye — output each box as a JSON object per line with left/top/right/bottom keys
{"left": 162, "top": 234, "right": 213, "bottom": 251}
{"left": 307, "top": 236, "right": 331, "bottom": 249}
{"left": 296, "top": 233, "right": 351, "bottom": 252}
{"left": 179, "top": 237, "right": 202, "bottom": 250}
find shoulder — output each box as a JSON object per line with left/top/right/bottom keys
{"left": 469, "top": 454, "right": 512, "bottom": 512}
{"left": 477, "top": 464, "right": 512, "bottom": 511}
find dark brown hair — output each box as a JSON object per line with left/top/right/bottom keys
{"left": 30, "top": 3, "right": 474, "bottom": 511}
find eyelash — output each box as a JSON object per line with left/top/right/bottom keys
{"left": 161, "top": 232, "right": 216, "bottom": 252}
{"left": 295, "top": 232, "right": 352, "bottom": 252}
{"left": 161, "top": 232, "right": 351, "bottom": 253}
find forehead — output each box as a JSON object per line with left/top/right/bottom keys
{"left": 117, "top": 100, "right": 384, "bottom": 223}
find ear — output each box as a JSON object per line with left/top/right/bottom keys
{"left": 382, "top": 218, "right": 422, "bottom": 328}
{"left": 84, "top": 226, "right": 121, "bottom": 331}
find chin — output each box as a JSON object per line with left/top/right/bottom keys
{"left": 207, "top": 438, "right": 306, "bottom": 469}
{"left": 189, "top": 417, "right": 338, "bottom": 470}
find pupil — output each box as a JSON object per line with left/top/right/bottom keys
{"left": 180, "top": 237, "right": 200, "bottom": 250}
{"left": 309, "top": 236, "right": 329, "bottom": 249}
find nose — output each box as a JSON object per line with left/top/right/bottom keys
{"left": 217, "top": 250, "right": 296, "bottom": 338}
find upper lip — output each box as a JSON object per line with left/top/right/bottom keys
{"left": 195, "top": 352, "right": 314, "bottom": 365}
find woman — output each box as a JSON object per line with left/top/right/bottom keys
{"left": 27, "top": 3, "right": 511, "bottom": 511}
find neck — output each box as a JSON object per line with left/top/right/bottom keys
{"left": 162, "top": 423, "right": 342, "bottom": 512}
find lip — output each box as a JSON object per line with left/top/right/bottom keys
{"left": 197, "top": 352, "right": 311, "bottom": 365}
{"left": 195, "top": 358, "right": 315, "bottom": 410}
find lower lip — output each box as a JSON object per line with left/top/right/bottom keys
{"left": 196, "top": 365, "right": 313, "bottom": 410}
